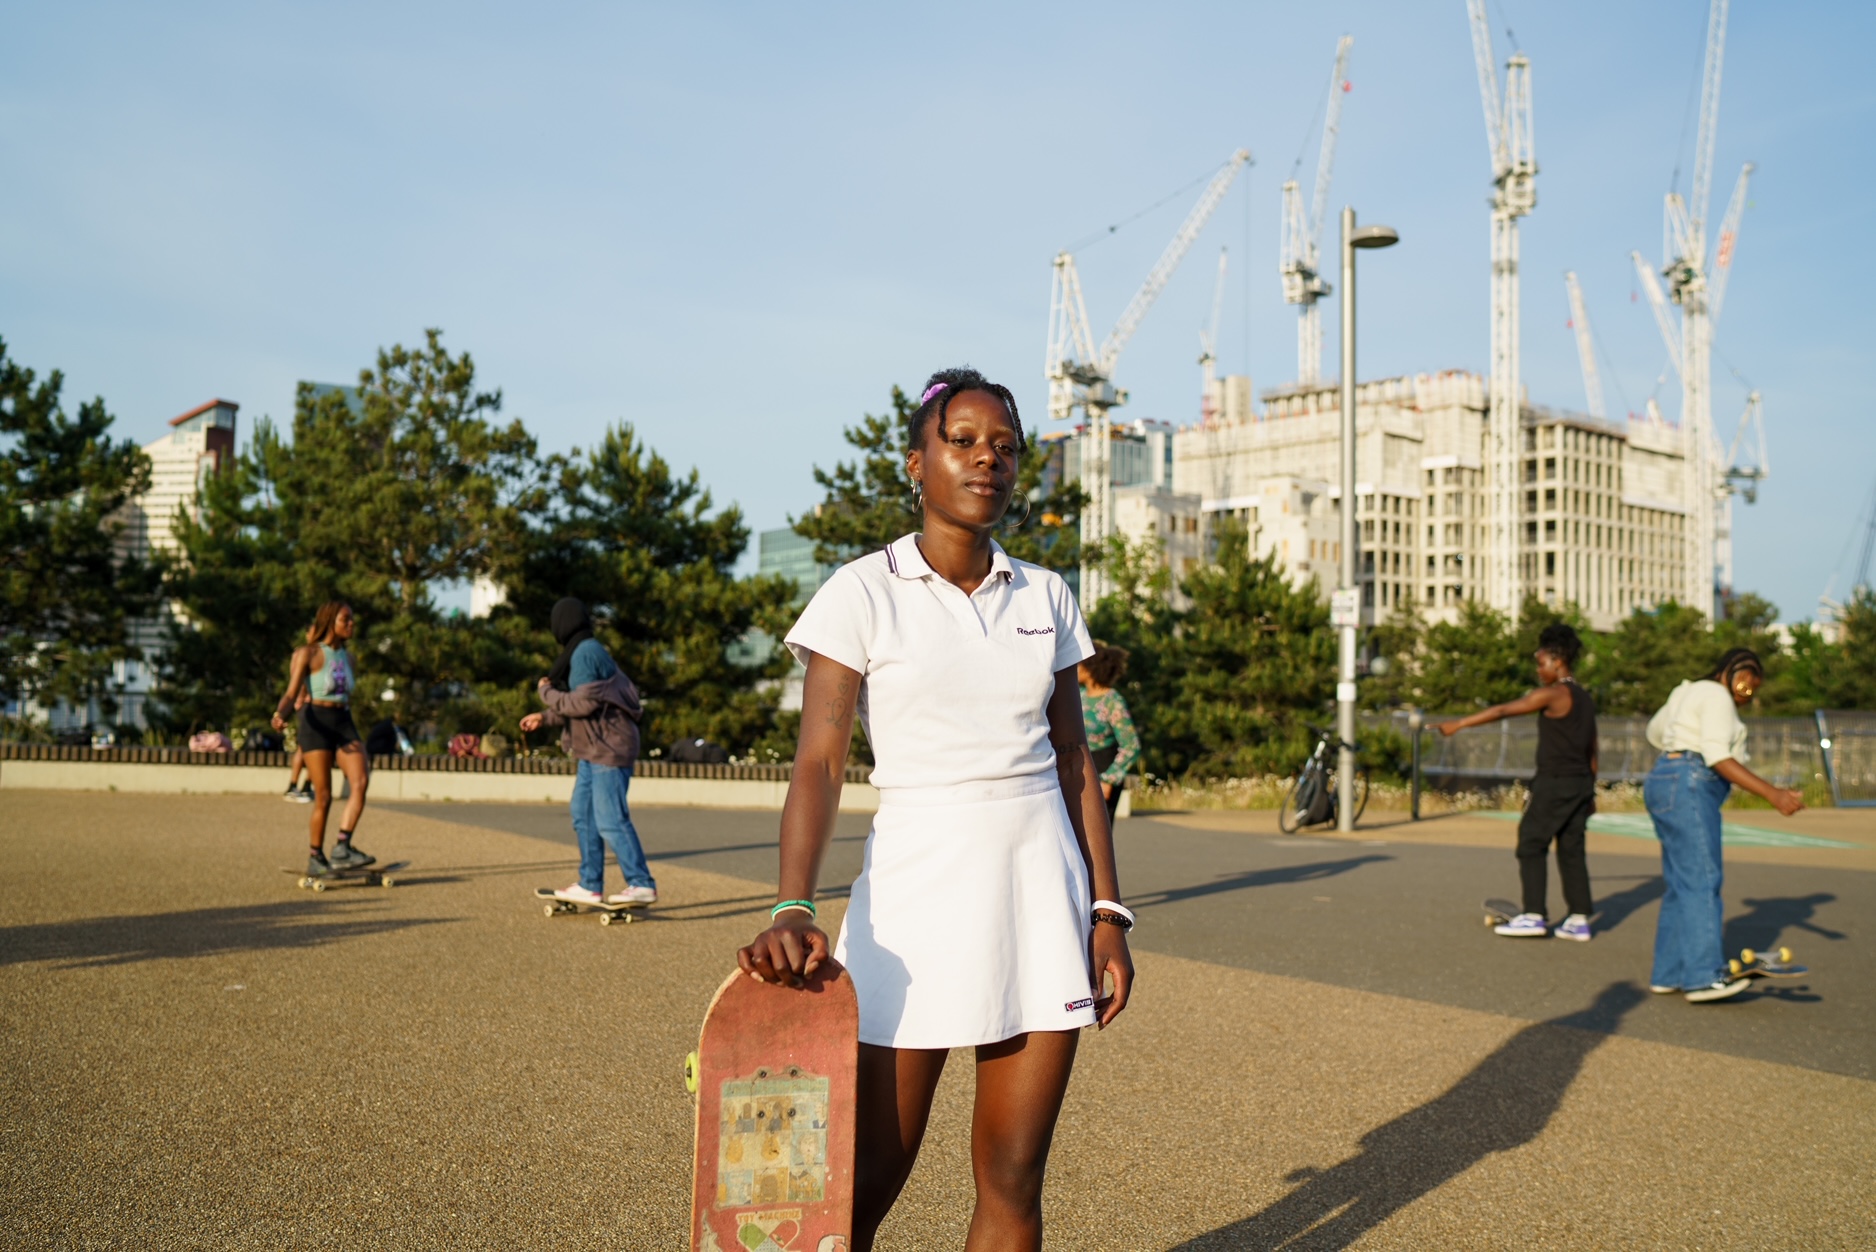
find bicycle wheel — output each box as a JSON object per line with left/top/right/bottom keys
{"left": 1278, "top": 765, "right": 1318, "bottom": 834}
{"left": 1352, "top": 765, "right": 1371, "bottom": 823}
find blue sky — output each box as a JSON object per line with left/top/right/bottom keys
{"left": 3, "top": 2, "right": 1871, "bottom": 622}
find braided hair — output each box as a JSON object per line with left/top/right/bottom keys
{"left": 908, "top": 367, "right": 1027, "bottom": 455}
{"left": 1703, "top": 647, "right": 1764, "bottom": 684}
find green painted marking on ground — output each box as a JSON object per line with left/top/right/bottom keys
{"left": 1480, "top": 811, "right": 1855, "bottom": 850}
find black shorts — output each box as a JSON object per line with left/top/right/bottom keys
{"left": 299, "top": 704, "right": 362, "bottom": 754}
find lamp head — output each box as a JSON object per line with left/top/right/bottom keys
{"left": 1351, "top": 225, "right": 1400, "bottom": 249}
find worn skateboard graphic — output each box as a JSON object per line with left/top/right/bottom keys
{"left": 688, "top": 961, "right": 858, "bottom": 1252}
{"left": 534, "top": 886, "right": 649, "bottom": 926}
{"left": 283, "top": 860, "right": 406, "bottom": 891}
{"left": 1728, "top": 946, "right": 1809, "bottom": 979}
{"left": 1482, "top": 898, "right": 1525, "bottom": 927}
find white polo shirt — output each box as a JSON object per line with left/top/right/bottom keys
{"left": 784, "top": 533, "right": 1094, "bottom": 794}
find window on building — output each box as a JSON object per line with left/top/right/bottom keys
{"left": 1545, "top": 552, "right": 1556, "bottom": 575}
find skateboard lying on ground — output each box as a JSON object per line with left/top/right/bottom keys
{"left": 1728, "top": 946, "right": 1808, "bottom": 979}
{"left": 534, "top": 887, "right": 649, "bottom": 926}
{"left": 283, "top": 860, "right": 407, "bottom": 892}
{"left": 688, "top": 960, "right": 858, "bottom": 1252}
{"left": 1482, "top": 898, "right": 1525, "bottom": 927}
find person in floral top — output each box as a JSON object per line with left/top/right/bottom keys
{"left": 1079, "top": 641, "right": 1140, "bottom": 821}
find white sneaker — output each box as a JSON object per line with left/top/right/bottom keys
{"left": 1555, "top": 914, "right": 1592, "bottom": 942}
{"left": 1494, "top": 912, "right": 1549, "bottom": 937}
{"left": 552, "top": 884, "right": 604, "bottom": 905}
{"left": 607, "top": 885, "right": 658, "bottom": 906}
{"left": 1649, "top": 985, "right": 1679, "bottom": 994}
{"left": 1685, "top": 978, "right": 1751, "bottom": 1003}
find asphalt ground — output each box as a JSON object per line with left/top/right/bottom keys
{"left": 2, "top": 791, "right": 1871, "bottom": 1249}
{"left": 394, "top": 799, "right": 1875, "bottom": 1080}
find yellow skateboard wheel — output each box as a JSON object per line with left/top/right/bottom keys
{"left": 684, "top": 1051, "right": 699, "bottom": 1094}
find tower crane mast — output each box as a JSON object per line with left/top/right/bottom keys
{"left": 1468, "top": 0, "right": 1536, "bottom": 619}
{"left": 1280, "top": 36, "right": 1353, "bottom": 386}
{"left": 1631, "top": 0, "right": 1752, "bottom": 617}
{"left": 1046, "top": 148, "right": 1251, "bottom": 604}
{"left": 1198, "top": 247, "right": 1229, "bottom": 424}
{"left": 1562, "top": 272, "right": 1604, "bottom": 420}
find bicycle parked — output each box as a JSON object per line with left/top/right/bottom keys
{"left": 1278, "top": 722, "right": 1371, "bottom": 833}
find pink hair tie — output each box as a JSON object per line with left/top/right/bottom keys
{"left": 920, "top": 382, "right": 948, "bottom": 404}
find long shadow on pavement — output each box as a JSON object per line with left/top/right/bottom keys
{"left": 1132, "top": 856, "right": 1391, "bottom": 910}
{"left": 0, "top": 901, "right": 451, "bottom": 970}
{"left": 1171, "top": 981, "right": 1645, "bottom": 1251}
{"left": 1723, "top": 893, "right": 1844, "bottom": 956}
{"left": 1590, "top": 874, "right": 1664, "bottom": 934}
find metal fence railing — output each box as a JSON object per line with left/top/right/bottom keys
{"left": 0, "top": 742, "right": 870, "bottom": 785}
{"left": 1817, "top": 710, "right": 1876, "bottom": 807}
{"left": 1364, "top": 712, "right": 1824, "bottom": 790}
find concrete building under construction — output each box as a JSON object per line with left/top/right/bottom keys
{"left": 1047, "top": 370, "right": 1696, "bottom": 632}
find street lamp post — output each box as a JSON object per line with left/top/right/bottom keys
{"left": 1337, "top": 207, "right": 1399, "bottom": 832}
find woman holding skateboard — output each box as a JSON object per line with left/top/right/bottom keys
{"left": 271, "top": 601, "right": 373, "bottom": 878}
{"left": 737, "top": 369, "right": 1134, "bottom": 1252}
{"left": 1643, "top": 648, "right": 1804, "bottom": 1002}
{"left": 1435, "top": 623, "right": 1598, "bottom": 941}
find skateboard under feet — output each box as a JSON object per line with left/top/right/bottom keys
{"left": 534, "top": 887, "right": 648, "bottom": 926}
{"left": 283, "top": 861, "right": 406, "bottom": 891}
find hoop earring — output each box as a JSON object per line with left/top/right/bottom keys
{"left": 911, "top": 478, "right": 923, "bottom": 508}
{"left": 1006, "top": 490, "right": 1032, "bottom": 529}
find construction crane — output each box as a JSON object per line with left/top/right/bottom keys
{"left": 1047, "top": 148, "right": 1251, "bottom": 603}
{"left": 1562, "top": 271, "right": 1604, "bottom": 420}
{"left": 1279, "top": 35, "right": 1353, "bottom": 386}
{"left": 1468, "top": 0, "right": 1536, "bottom": 620}
{"left": 1630, "top": 0, "right": 1749, "bottom": 617}
{"left": 1198, "top": 247, "right": 1229, "bottom": 424}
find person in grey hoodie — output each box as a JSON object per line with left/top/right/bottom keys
{"left": 520, "top": 598, "right": 657, "bottom": 906}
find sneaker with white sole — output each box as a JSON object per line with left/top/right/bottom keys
{"left": 1650, "top": 984, "right": 1679, "bottom": 994}
{"left": 607, "top": 885, "right": 658, "bottom": 906}
{"left": 553, "top": 884, "right": 605, "bottom": 905}
{"left": 1494, "top": 912, "right": 1549, "bottom": 937}
{"left": 1685, "top": 977, "right": 1751, "bottom": 1003}
{"left": 1555, "top": 914, "right": 1592, "bottom": 942}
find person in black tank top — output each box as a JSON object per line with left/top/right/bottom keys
{"left": 1435, "top": 624, "right": 1598, "bottom": 940}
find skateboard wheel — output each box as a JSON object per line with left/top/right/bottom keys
{"left": 543, "top": 904, "right": 558, "bottom": 917}
{"left": 298, "top": 877, "right": 311, "bottom": 889}
{"left": 600, "top": 912, "right": 616, "bottom": 926}
{"left": 684, "top": 1052, "right": 698, "bottom": 1094}
{"left": 380, "top": 876, "right": 396, "bottom": 888}
{"left": 312, "top": 879, "right": 326, "bottom": 892}
{"left": 1742, "top": 949, "right": 1756, "bottom": 964}
{"left": 1729, "top": 958, "right": 1743, "bottom": 976}
{"left": 1777, "top": 947, "right": 1792, "bottom": 963}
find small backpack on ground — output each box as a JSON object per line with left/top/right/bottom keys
{"left": 667, "top": 737, "right": 729, "bottom": 765}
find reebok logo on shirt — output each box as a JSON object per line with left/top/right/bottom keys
{"left": 1016, "top": 626, "right": 1056, "bottom": 636}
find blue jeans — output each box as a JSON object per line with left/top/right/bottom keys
{"left": 570, "top": 761, "right": 654, "bottom": 893}
{"left": 1644, "top": 753, "right": 1731, "bottom": 989}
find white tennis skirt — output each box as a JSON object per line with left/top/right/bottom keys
{"left": 834, "top": 774, "right": 1096, "bottom": 1049}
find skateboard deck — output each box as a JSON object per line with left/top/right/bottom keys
{"left": 1728, "top": 946, "right": 1808, "bottom": 979}
{"left": 689, "top": 962, "right": 858, "bottom": 1252}
{"left": 283, "top": 860, "right": 406, "bottom": 891}
{"left": 1482, "top": 897, "right": 1524, "bottom": 927}
{"left": 534, "top": 886, "right": 649, "bottom": 926}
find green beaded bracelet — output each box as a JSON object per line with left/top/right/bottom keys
{"left": 771, "top": 899, "right": 816, "bottom": 920}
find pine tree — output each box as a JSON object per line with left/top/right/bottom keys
{"left": 0, "top": 338, "right": 158, "bottom": 723}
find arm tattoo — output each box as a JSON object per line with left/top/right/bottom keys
{"left": 823, "top": 675, "right": 851, "bottom": 727}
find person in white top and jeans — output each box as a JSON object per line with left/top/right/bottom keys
{"left": 1643, "top": 648, "right": 1803, "bottom": 1002}
{"left": 737, "top": 368, "right": 1134, "bottom": 1252}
